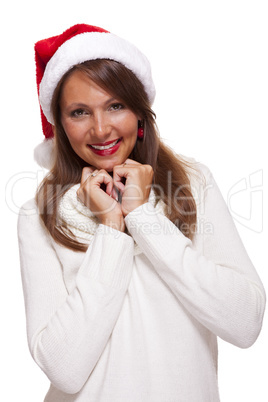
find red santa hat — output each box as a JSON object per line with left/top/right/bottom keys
{"left": 34, "top": 24, "right": 156, "bottom": 169}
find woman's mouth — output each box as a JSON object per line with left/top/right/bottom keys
{"left": 88, "top": 138, "right": 122, "bottom": 156}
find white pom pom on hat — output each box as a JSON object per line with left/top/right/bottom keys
{"left": 34, "top": 24, "right": 156, "bottom": 169}
{"left": 34, "top": 138, "right": 55, "bottom": 170}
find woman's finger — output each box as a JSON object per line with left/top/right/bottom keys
{"left": 113, "top": 166, "right": 129, "bottom": 192}
{"left": 90, "top": 169, "right": 115, "bottom": 196}
{"left": 81, "top": 167, "right": 95, "bottom": 184}
{"left": 113, "top": 160, "right": 142, "bottom": 192}
{"left": 122, "top": 158, "right": 141, "bottom": 166}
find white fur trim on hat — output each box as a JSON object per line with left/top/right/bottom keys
{"left": 34, "top": 138, "right": 55, "bottom": 169}
{"left": 39, "top": 32, "right": 155, "bottom": 124}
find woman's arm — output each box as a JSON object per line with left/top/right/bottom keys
{"left": 18, "top": 200, "right": 134, "bottom": 394}
{"left": 125, "top": 164, "right": 266, "bottom": 348}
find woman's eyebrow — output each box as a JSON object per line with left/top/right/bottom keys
{"left": 64, "top": 98, "right": 121, "bottom": 110}
{"left": 66, "top": 102, "right": 88, "bottom": 109}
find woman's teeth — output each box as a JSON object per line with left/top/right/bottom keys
{"left": 91, "top": 139, "right": 120, "bottom": 150}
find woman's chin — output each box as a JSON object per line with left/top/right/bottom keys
{"left": 89, "top": 157, "right": 126, "bottom": 173}
{"left": 87, "top": 161, "right": 118, "bottom": 173}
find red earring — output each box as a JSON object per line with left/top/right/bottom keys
{"left": 137, "top": 120, "right": 144, "bottom": 139}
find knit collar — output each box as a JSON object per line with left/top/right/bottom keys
{"left": 58, "top": 184, "right": 165, "bottom": 253}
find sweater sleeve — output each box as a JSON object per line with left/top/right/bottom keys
{"left": 18, "top": 200, "right": 134, "bottom": 394}
{"left": 125, "top": 165, "right": 266, "bottom": 348}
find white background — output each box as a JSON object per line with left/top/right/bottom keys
{"left": 1, "top": 0, "right": 267, "bottom": 400}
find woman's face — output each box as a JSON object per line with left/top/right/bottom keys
{"left": 59, "top": 70, "right": 140, "bottom": 172}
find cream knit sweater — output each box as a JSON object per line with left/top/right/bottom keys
{"left": 18, "top": 162, "right": 266, "bottom": 402}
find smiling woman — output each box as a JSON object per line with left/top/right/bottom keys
{"left": 17, "top": 24, "right": 265, "bottom": 402}
{"left": 39, "top": 55, "right": 196, "bottom": 251}
{"left": 59, "top": 70, "right": 139, "bottom": 172}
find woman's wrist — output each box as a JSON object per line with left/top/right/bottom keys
{"left": 101, "top": 216, "right": 126, "bottom": 233}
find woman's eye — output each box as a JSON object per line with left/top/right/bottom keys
{"left": 71, "top": 109, "right": 87, "bottom": 117}
{"left": 110, "top": 103, "right": 124, "bottom": 111}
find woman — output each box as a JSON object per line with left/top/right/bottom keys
{"left": 18, "top": 24, "right": 265, "bottom": 401}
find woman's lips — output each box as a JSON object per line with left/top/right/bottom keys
{"left": 88, "top": 138, "right": 122, "bottom": 156}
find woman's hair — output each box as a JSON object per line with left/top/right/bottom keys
{"left": 36, "top": 59, "right": 197, "bottom": 251}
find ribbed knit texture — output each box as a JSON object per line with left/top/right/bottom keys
{"left": 18, "top": 161, "right": 266, "bottom": 401}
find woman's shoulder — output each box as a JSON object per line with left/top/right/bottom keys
{"left": 17, "top": 198, "right": 42, "bottom": 231}
{"left": 19, "top": 198, "right": 38, "bottom": 212}
{"left": 177, "top": 154, "right": 213, "bottom": 186}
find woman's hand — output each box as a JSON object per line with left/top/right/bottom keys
{"left": 77, "top": 160, "right": 154, "bottom": 231}
{"left": 77, "top": 167, "right": 125, "bottom": 232}
{"left": 113, "top": 159, "right": 154, "bottom": 216}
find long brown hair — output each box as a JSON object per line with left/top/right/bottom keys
{"left": 36, "top": 59, "right": 196, "bottom": 251}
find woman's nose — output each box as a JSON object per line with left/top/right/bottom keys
{"left": 90, "top": 112, "right": 111, "bottom": 139}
